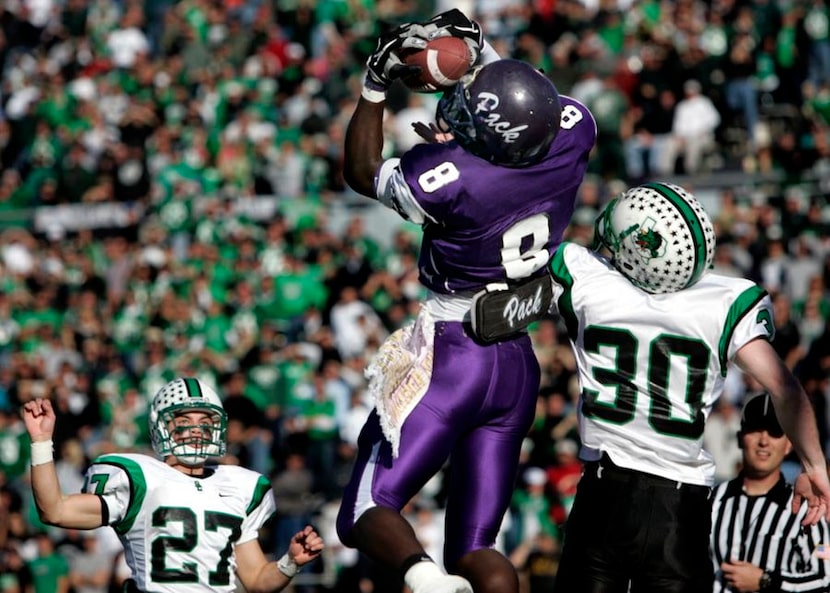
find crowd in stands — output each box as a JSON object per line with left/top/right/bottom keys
{"left": 1, "top": 0, "right": 830, "bottom": 591}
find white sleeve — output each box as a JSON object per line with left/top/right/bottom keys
{"left": 374, "top": 158, "right": 431, "bottom": 224}
{"left": 83, "top": 462, "right": 132, "bottom": 525}
{"left": 237, "top": 485, "right": 276, "bottom": 545}
{"left": 726, "top": 293, "right": 774, "bottom": 362}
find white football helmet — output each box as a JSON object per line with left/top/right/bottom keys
{"left": 594, "top": 182, "right": 716, "bottom": 294}
{"left": 149, "top": 378, "right": 227, "bottom": 466}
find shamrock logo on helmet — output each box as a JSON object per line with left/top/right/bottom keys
{"left": 632, "top": 218, "right": 666, "bottom": 261}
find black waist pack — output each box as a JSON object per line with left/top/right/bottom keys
{"left": 470, "top": 274, "right": 552, "bottom": 342}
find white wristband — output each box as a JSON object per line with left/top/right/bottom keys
{"left": 277, "top": 554, "right": 299, "bottom": 578}
{"left": 361, "top": 86, "right": 386, "bottom": 103}
{"left": 31, "top": 440, "right": 54, "bottom": 466}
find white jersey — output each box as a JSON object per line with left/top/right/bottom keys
{"left": 549, "top": 242, "right": 773, "bottom": 486}
{"left": 81, "top": 453, "right": 275, "bottom": 593}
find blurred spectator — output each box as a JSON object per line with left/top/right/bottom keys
{"left": 624, "top": 88, "right": 677, "bottom": 181}
{"left": 771, "top": 292, "right": 805, "bottom": 370}
{"left": 0, "top": 410, "right": 29, "bottom": 487}
{"left": 805, "top": 0, "right": 830, "bottom": 88}
{"left": 106, "top": 5, "right": 150, "bottom": 70}
{"left": 339, "top": 388, "right": 371, "bottom": 454}
{"left": 702, "top": 398, "right": 743, "bottom": 484}
{"left": 505, "top": 467, "right": 559, "bottom": 555}
{"left": 545, "top": 439, "right": 581, "bottom": 525}
{"left": 585, "top": 73, "right": 630, "bottom": 180}
{"left": 722, "top": 32, "right": 759, "bottom": 150}
{"left": 271, "top": 450, "right": 322, "bottom": 559}
{"left": 221, "top": 371, "right": 272, "bottom": 475}
{"left": 511, "top": 532, "right": 560, "bottom": 593}
{"left": 759, "top": 236, "right": 790, "bottom": 295}
{"left": 328, "top": 286, "right": 386, "bottom": 361}
{"left": 773, "top": 7, "right": 809, "bottom": 107}
{"left": 23, "top": 532, "right": 69, "bottom": 593}
{"left": 0, "top": 543, "right": 25, "bottom": 593}
{"left": 67, "top": 532, "right": 110, "bottom": 593}
{"left": 669, "top": 79, "right": 722, "bottom": 174}
{"left": 53, "top": 439, "right": 85, "bottom": 495}
{"left": 300, "top": 372, "right": 340, "bottom": 500}
{"left": 390, "top": 93, "right": 435, "bottom": 155}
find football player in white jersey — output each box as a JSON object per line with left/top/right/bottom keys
{"left": 545, "top": 182, "right": 830, "bottom": 592}
{"left": 22, "top": 377, "right": 324, "bottom": 593}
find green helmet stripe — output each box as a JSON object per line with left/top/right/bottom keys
{"left": 183, "top": 377, "right": 203, "bottom": 399}
{"left": 643, "top": 182, "right": 707, "bottom": 287}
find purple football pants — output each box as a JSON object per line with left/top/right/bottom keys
{"left": 336, "top": 320, "right": 541, "bottom": 568}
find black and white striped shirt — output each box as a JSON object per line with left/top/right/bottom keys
{"left": 710, "top": 474, "right": 830, "bottom": 592}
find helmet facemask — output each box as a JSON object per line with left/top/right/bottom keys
{"left": 436, "top": 67, "right": 481, "bottom": 151}
{"left": 149, "top": 378, "right": 228, "bottom": 466}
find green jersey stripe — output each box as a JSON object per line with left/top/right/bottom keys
{"left": 718, "top": 285, "right": 769, "bottom": 375}
{"left": 642, "top": 182, "right": 707, "bottom": 288}
{"left": 95, "top": 455, "right": 148, "bottom": 534}
{"left": 549, "top": 244, "right": 578, "bottom": 338}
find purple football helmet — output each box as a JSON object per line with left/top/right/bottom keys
{"left": 436, "top": 59, "right": 562, "bottom": 167}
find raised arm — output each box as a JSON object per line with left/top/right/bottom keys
{"left": 21, "top": 399, "right": 106, "bottom": 529}
{"left": 735, "top": 338, "right": 830, "bottom": 523}
{"left": 346, "top": 9, "right": 489, "bottom": 197}
{"left": 343, "top": 98, "right": 386, "bottom": 198}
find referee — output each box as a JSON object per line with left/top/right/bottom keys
{"left": 710, "top": 393, "right": 830, "bottom": 592}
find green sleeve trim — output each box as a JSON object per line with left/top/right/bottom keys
{"left": 246, "top": 475, "right": 272, "bottom": 515}
{"left": 95, "top": 455, "right": 148, "bottom": 534}
{"left": 549, "top": 243, "right": 578, "bottom": 338}
{"left": 718, "top": 285, "right": 769, "bottom": 375}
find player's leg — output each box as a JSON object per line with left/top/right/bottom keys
{"left": 447, "top": 426, "right": 529, "bottom": 593}
{"left": 631, "top": 483, "right": 713, "bottom": 593}
{"left": 553, "top": 463, "right": 636, "bottom": 593}
{"left": 444, "top": 333, "right": 541, "bottom": 593}
{"left": 336, "top": 321, "right": 492, "bottom": 591}
{"left": 336, "top": 411, "right": 474, "bottom": 593}
{"left": 335, "top": 411, "right": 451, "bottom": 563}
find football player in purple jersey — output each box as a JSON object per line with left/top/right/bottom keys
{"left": 334, "top": 10, "right": 597, "bottom": 593}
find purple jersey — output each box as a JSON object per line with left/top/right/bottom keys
{"left": 400, "top": 96, "right": 596, "bottom": 293}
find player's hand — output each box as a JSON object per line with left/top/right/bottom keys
{"left": 720, "top": 561, "right": 763, "bottom": 593}
{"left": 288, "top": 525, "right": 324, "bottom": 566}
{"left": 365, "top": 26, "right": 426, "bottom": 94}
{"left": 411, "top": 121, "right": 454, "bottom": 144}
{"left": 405, "top": 9, "right": 483, "bottom": 65}
{"left": 21, "top": 398, "right": 56, "bottom": 442}
{"left": 793, "top": 468, "right": 830, "bottom": 525}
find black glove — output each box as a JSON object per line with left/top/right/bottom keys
{"left": 412, "top": 121, "right": 440, "bottom": 143}
{"left": 364, "top": 24, "right": 427, "bottom": 99}
{"left": 406, "top": 9, "right": 483, "bottom": 64}
{"left": 411, "top": 121, "right": 454, "bottom": 144}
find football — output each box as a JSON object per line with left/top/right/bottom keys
{"left": 401, "top": 36, "right": 473, "bottom": 93}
